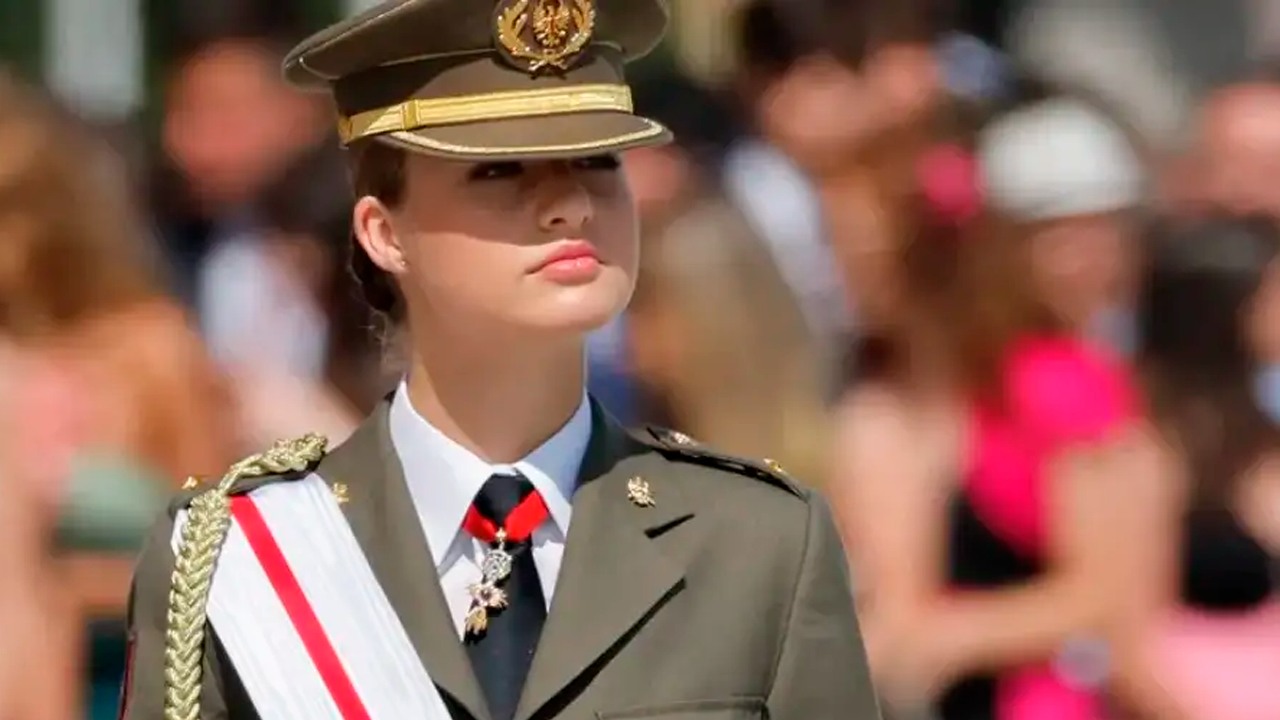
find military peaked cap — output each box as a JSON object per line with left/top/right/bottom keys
{"left": 283, "top": 0, "right": 673, "bottom": 160}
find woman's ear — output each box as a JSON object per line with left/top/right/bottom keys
{"left": 352, "top": 196, "right": 408, "bottom": 276}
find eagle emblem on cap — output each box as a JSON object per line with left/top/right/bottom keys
{"left": 494, "top": 0, "right": 596, "bottom": 74}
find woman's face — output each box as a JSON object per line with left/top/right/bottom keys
{"left": 1027, "top": 212, "right": 1135, "bottom": 330}
{"left": 356, "top": 152, "right": 639, "bottom": 338}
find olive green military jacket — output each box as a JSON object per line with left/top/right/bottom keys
{"left": 120, "top": 400, "right": 881, "bottom": 720}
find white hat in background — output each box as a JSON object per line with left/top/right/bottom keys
{"left": 977, "top": 97, "right": 1146, "bottom": 221}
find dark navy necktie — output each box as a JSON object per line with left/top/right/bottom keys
{"left": 462, "top": 473, "right": 548, "bottom": 720}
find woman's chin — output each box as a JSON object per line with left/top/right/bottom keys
{"left": 522, "top": 304, "right": 624, "bottom": 336}
{"left": 513, "top": 279, "right": 632, "bottom": 335}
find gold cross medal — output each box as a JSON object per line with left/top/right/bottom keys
{"left": 464, "top": 581, "right": 509, "bottom": 635}
{"left": 465, "top": 529, "right": 515, "bottom": 636}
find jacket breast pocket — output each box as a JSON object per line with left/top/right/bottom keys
{"left": 596, "top": 697, "right": 767, "bottom": 719}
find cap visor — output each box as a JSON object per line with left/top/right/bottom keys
{"left": 379, "top": 111, "right": 671, "bottom": 160}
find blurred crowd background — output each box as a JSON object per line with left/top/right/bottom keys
{"left": 2, "top": 0, "right": 1280, "bottom": 718}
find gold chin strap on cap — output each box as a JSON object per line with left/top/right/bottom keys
{"left": 336, "top": 83, "right": 633, "bottom": 145}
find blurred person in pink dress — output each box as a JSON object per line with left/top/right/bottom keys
{"left": 1116, "top": 215, "right": 1280, "bottom": 720}
{"left": 0, "top": 68, "right": 237, "bottom": 716}
{"left": 827, "top": 118, "right": 1176, "bottom": 720}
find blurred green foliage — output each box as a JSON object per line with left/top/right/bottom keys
{"left": 0, "top": 0, "right": 42, "bottom": 81}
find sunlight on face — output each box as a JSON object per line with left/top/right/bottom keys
{"left": 387, "top": 153, "right": 638, "bottom": 338}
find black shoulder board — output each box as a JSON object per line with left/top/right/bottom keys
{"left": 640, "top": 426, "right": 804, "bottom": 497}
{"left": 167, "top": 483, "right": 210, "bottom": 514}
{"left": 175, "top": 433, "right": 328, "bottom": 506}
{"left": 168, "top": 472, "right": 311, "bottom": 515}
{"left": 226, "top": 468, "right": 315, "bottom": 496}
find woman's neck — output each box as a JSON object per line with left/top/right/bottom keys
{"left": 404, "top": 327, "right": 587, "bottom": 464}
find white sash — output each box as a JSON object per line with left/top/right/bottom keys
{"left": 171, "top": 474, "right": 453, "bottom": 719}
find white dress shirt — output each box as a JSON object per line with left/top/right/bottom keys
{"left": 387, "top": 383, "right": 592, "bottom": 636}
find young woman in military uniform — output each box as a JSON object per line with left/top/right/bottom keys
{"left": 119, "top": 1, "right": 881, "bottom": 718}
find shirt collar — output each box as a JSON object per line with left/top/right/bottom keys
{"left": 388, "top": 380, "right": 591, "bottom": 567}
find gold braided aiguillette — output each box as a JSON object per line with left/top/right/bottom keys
{"left": 162, "top": 433, "right": 327, "bottom": 720}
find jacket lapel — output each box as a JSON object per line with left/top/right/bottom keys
{"left": 316, "top": 403, "right": 491, "bottom": 720}
{"left": 516, "top": 405, "right": 695, "bottom": 720}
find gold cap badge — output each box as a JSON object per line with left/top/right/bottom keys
{"left": 494, "top": 0, "right": 596, "bottom": 74}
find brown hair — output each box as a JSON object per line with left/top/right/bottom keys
{"left": 1138, "top": 214, "right": 1280, "bottom": 507}
{"left": 630, "top": 195, "right": 832, "bottom": 485}
{"left": 257, "top": 142, "right": 391, "bottom": 411}
{"left": 0, "top": 71, "right": 162, "bottom": 338}
{"left": 849, "top": 107, "right": 1057, "bottom": 402}
{"left": 346, "top": 139, "right": 408, "bottom": 325}
{"left": 736, "top": 0, "right": 947, "bottom": 79}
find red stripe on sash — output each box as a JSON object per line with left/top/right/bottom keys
{"left": 231, "top": 495, "right": 373, "bottom": 720}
